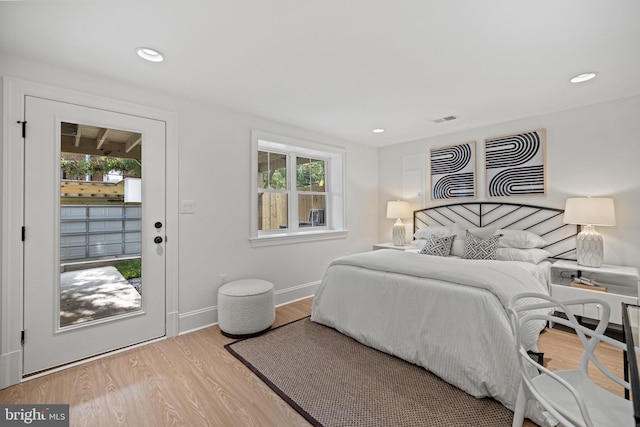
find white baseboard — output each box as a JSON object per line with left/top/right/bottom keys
{"left": 275, "top": 280, "right": 320, "bottom": 306}
{"left": 178, "top": 280, "right": 319, "bottom": 335}
{"left": 0, "top": 350, "right": 22, "bottom": 390}
{"left": 178, "top": 306, "right": 218, "bottom": 335}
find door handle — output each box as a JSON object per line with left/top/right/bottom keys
{"left": 154, "top": 236, "right": 163, "bottom": 244}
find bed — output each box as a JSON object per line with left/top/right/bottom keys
{"left": 311, "top": 202, "right": 578, "bottom": 425}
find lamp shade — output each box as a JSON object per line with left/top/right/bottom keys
{"left": 386, "top": 201, "right": 411, "bottom": 219}
{"left": 563, "top": 197, "right": 616, "bottom": 226}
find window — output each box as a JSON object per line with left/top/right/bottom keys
{"left": 251, "top": 131, "right": 346, "bottom": 246}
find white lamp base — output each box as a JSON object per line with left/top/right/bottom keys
{"left": 576, "top": 225, "right": 603, "bottom": 268}
{"left": 392, "top": 219, "right": 406, "bottom": 246}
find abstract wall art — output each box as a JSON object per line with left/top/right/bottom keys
{"left": 430, "top": 141, "right": 476, "bottom": 200}
{"left": 484, "top": 128, "right": 546, "bottom": 198}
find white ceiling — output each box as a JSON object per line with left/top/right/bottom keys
{"left": 1, "top": 0, "right": 639, "bottom": 147}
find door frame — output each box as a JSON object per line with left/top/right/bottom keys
{"left": 1, "top": 77, "right": 179, "bottom": 388}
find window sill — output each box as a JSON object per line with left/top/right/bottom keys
{"left": 249, "top": 229, "right": 348, "bottom": 247}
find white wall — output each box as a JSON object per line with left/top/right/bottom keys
{"left": 0, "top": 54, "right": 379, "bottom": 334}
{"left": 378, "top": 95, "right": 640, "bottom": 269}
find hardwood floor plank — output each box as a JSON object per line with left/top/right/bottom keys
{"left": 0, "top": 296, "right": 625, "bottom": 427}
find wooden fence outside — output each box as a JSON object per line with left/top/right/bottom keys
{"left": 259, "top": 186, "right": 326, "bottom": 230}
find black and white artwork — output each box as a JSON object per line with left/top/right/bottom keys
{"left": 485, "top": 129, "right": 546, "bottom": 198}
{"left": 430, "top": 141, "right": 476, "bottom": 200}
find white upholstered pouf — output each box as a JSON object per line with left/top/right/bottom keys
{"left": 217, "top": 279, "right": 275, "bottom": 338}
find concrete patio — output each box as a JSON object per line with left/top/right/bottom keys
{"left": 60, "top": 266, "right": 141, "bottom": 327}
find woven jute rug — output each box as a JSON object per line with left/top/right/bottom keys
{"left": 225, "top": 317, "right": 513, "bottom": 427}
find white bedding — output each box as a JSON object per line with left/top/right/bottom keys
{"left": 404, "top": 248, "right": 552, "bottom": 291}
{"left": 311, "top": 249, "right": 549, "bottom": 424}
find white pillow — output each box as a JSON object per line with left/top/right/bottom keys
{"left": 412, "top": 239, "right": 428, "bottom": 249}
{"left": 450, "top": 225, "right": 497, "bottom": 257}
{"left": 413, "top": 225, "right": 452, "bottom": 240}
{"left": 469, "top": 226, "right": 498, "bottom": 238}
{"left": 497, "top": 229, "right": 546, "bottom": 249}
{"left": 496, "top": 248, "right": 551, "bottom": 264}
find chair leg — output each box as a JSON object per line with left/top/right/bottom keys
{"left": 512, "top": 383, "right": 527, "bottom": 427}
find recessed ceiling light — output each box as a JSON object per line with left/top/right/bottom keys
{"left": 569, "top": 72, "right": 597, "bottom": 83}
{"left": 136, "top": 47, "right": 164, "bottom": 63}
{"left": 372, "top": 128, "right": 385, "bottom": 133}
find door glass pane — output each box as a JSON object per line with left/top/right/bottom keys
{"left": 59, "top": 122, "right": 142, "bottom": 327}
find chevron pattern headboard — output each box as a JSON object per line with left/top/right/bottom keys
{"left": 413, "top": 202, "right": 578, "bottom": 260}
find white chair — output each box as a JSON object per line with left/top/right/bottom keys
{"left": 508, "top": 292, "right": 634, "bottom": 427}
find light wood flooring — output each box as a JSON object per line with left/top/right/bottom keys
{"left": 0, "top": 297, "right": 626, "bottom": 426}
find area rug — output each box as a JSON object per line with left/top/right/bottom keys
{"left": 225, "top": 317, "right": 513, "bottom": 427}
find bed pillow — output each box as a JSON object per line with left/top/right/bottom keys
{"left": 413, "top": 225, "right": 452, "bottom": 240}
{"left": 497, "top": 229, "right": 546, "bottom": 249}
{"left": 449, "top": 223, "right": 467, "bottom": 257}
{"left": 462, "top": 231, "right": 501, "bottom": 260}
{"left": 419, "top": 235, "right": 455, "bottom": 257}
{"left": 450, "top": 225, "right": 497, "bottom": 257}
{"left": 496, "top": 248, "right": 551, "bottom": 264}
{"left": 468, "top": 226, "right": 499, "bottom": 239}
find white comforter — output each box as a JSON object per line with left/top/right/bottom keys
{"left": 311, "top": 249, "right": 549, "bottom": 424}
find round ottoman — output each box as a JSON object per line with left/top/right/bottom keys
{"left": 217, "top": 279, "right": 275, "bottom": 338}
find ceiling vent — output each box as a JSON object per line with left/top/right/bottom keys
{"left": 432, "top": 115, "right": 457, "bottom": 124}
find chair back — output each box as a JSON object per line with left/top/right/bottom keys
{"left": 508, "top": 292, "right": 630, "bottom": 427}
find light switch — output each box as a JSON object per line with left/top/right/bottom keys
{"left": 181, "top": 200, "right": 195, "bottom": 214}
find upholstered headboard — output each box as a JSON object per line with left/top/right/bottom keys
{"left": 413, "top": 202, "right": 578, "bottom": 260}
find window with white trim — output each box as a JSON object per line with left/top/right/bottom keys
{"left": 251, "top": 131, "right": 346, "bottom": 246}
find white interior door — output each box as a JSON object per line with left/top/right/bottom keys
{"left": 23, "top": 96, "right": 166, "bottom": 375}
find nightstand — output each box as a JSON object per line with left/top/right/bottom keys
{"left": 550, "top": 260, "right": 640, "bottom": 325}
{"left": 373, "top": 242, "right": 413, "bottom": 251}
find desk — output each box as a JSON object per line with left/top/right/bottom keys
{"left": 622, "top": 303, "right": 640, "bottom": 426}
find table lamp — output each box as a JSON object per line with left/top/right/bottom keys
{"left": 563, "top": 197, "right": 616, "bottom": 267}
{"left": 386, "top": 200, "right": 412, "bottom": 246}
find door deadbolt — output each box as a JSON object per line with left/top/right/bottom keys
{"left": 154, "top": 236, "right": 163, "bottom": 244}
{"left": 154, "top": 221, "right": 163, "bottom": 229}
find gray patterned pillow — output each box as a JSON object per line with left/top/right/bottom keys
{"left": 419, "top": 235, "right": 455, "bottom": 257}
{"left": 463, "top": 231, "right": 502, "bottom": 260}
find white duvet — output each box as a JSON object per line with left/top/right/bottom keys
{"left": 311, "top": 249, "right": 549, "bottom": 424}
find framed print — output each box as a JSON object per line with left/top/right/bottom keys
{"left": 430, "top": 141, "right": 476, "bottom": 200}
{"left": 484, "top": 128, "right": 546, "bottom": 198}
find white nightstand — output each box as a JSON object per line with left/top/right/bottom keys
{"left": 373, "top": 242, "right": 413, "bottom": 251}
{"left": 550, "top": 260, "right": 640, "bottom": 325}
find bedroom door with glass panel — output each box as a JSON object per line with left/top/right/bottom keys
{"left": 23, "top": 96, "right": 166, "bottom": 375}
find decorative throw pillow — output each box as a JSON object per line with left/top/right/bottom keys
{"left": 419, "top": 235, "right": 455, "bottom": 257}
{"left": 462, "top": 231, "right": 502, "bottom": 260}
